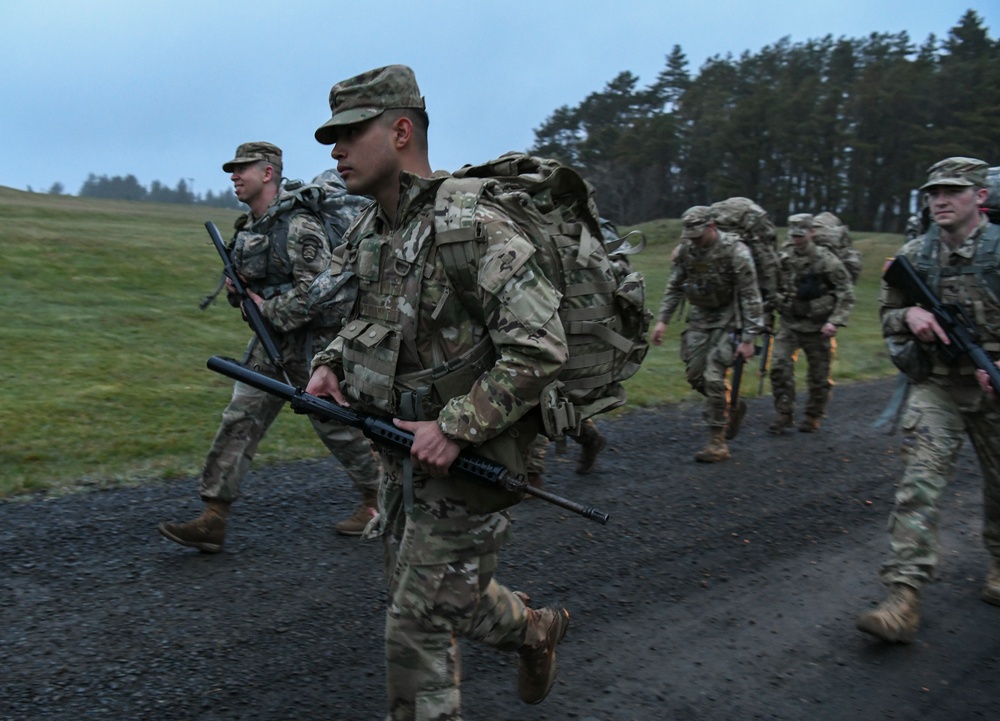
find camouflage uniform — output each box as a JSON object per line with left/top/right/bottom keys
{"left": 770, "top": 215, "right": 855, "bottom": 424}
{"left": 878, "top": 214, "right": 1000, "bottom": 587}
{"left": 312, "top": 66, "right": 569, "bottom": 719}
{"left": 200, "top": 159, "right": 380, "bottom": 506}
{"left": 658, "top": 218, "right": 764, "bottom": 430}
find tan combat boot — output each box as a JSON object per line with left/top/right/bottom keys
{"left": 799, "top": 416, "right": 820, "bottom": 433}
{"left": 335, "top": 495, "right": 378, "bottom": 536}
{"left": 768, "top": 414, "right": 793, "bottom": 435}
{"left": 518, "top": 606, "right": 570, "bottom": 705}
{"left": 856, "top": 584, "right": 920, "bottom": 643}
{"left": 157, "top": 500, "right": 230, "bottom": 553}
{"left": 694, "top": 429, "right": 731, "bottom": 463}
{"left": 725, "top": 399, "right": 748, "bottom": 440}
{"left": 574, "top": 433, "right": 607, "bottom": 475}
{"left": 982, "top": 561, "right": 1000, "bottom": 606}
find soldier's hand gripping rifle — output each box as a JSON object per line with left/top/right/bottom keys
{"left": 203, "top": 221, "right": 290, "bottom": 384}
{"left": 207, "top": 355, "right": 611, "bottom": 525}
{"left": 883, "top": 254, "right": 1000, "bottom": 395}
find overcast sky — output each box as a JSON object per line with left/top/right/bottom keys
{"left": 3, "top": 1, "right": 997, "bottom": 197}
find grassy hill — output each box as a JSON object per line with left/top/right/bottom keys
{"left": 0, "top": 188, "right": 903, "bottom": 497}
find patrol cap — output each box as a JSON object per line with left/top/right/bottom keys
{"left": 788, "top": 213, "right": 814, "bottom": 236}
{"left": 315, "top": 65, "right": 426, "bottom": 145}
{"left": 680, "top": 205, "right": 714, "bottom": 239}
{"left": 222, "top": 142, "right": 283, "bottom": 174}
{"left": 919, "top": 156, "right": 989, "bottom": 191}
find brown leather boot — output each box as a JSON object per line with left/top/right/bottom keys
{"left": 518, "top": 606, "right": 570, "bottom": 705}
{"left": 693, "top": 429, "right": 731, "bottom": 463}
{"left": 799, "top": 416, "right": 820, "bottom": 433}
{"left": 335, "top": 495, "right": 378, "bottom": 536}
{"left": 768, "top": 414, "right": 793, "bottom": 435}
{"left": 983, "top": 561, "right": 1000, "bottom": 606}
{"left": 157, "top": 500, "right": 230, "bottom": 553}
{"left": 856, "top": 584, "right": 920, "bottom": 643}
{"left": 574, "top": 433, "right": 607, "bottom": 475}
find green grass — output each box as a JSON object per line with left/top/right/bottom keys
{"left": 0, "top": 189, "right": 903, "bottom": 498}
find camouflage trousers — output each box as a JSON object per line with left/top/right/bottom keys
{"left": 879, "top": 380, "right": 1000, "bottom": 587}
{"left": 200, "top": 337, "right": 381, "bottom": 503}
{"left": 526, "top": 417, "right": 601, "bottom": 475}
{"left": 769, "top": 326, "right": 832, "bottom": 419}
{"left": 371, "top": 454, "right": 527, "bottom": 721}
{"left": 680, "top": 326, "right": 739, "bottom": 428}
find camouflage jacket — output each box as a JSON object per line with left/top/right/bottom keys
{"left": 658, "top": 232, "right": 764, "bottom": 342}
{"left": 313, "top": 170, "right": 568, "bottom": 449}
{"left": 775, "top": 242, "right": 855, "bottom": 332}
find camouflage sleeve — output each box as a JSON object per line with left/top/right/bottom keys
{"left": 437, "top": 204, "right": 568, "bottom": 445}
{"left": 733, "top": 242, "right": 764, "bottom": 342}
{"left": 260, "top": 211, "right": 331, "bottom": 333}
{"left": 657, "top": 257, "right": 687, "bottom": 323}
{"left": 825, "top": 254, "right": 856, "bottom": 327}
{"left": 879, "top": 239, "right": 922, "bottom": 336}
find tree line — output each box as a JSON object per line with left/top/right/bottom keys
{"left": 530, "top": 9, "right": 1000, "bottom": 233}
{"left": 71, "top": 174, "right": 243, "bottom": 208}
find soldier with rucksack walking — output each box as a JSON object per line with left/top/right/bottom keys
{"left": 651, "top": 205, "right": 764, "bottom": 462}
{"left": 158, "top": 142, "right": 383, "bottom": 552}
{"left": 305, "top": 65, "right": 575, "bottom": 718}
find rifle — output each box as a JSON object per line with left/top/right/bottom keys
{"left": 757, "top": 329, "right": 772, "bottom": 396}
{"left": 203, "top": 221, "right": 290, "bottom": 383}
{"left": 883, "top": 254, "right": 1000, "bottom": 395}
{"left": 725, "top": 342, "right": 747, "bottom": 441}
{"left": 207, "top": 355, "right": 611, "bottom": 525}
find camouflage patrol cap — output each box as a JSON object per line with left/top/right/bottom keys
{"left": 222, "top": 142, "right": 283, "bottom": 173}
{"left": 680, "top": 205, "right": 714, "bottom": 239}
{"left": 788, "top": 213, "right": 814, "bottom": 236}
{"left": 919, "top": 156, "right": 989, "bottom": 190}
{"left": 315, "top": 65, "right": 426, "bottom": 145}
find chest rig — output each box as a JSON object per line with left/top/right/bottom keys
{"left": 231, "top": 212, "right": 297, "bottom": 300}
{"left": 337, "top": 201, "right": 495, "bottom": 421}
{"left": 678, "top": 236, "right": 737, "bottom": 309}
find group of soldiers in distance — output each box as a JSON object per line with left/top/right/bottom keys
{"left": 652, "top": 197, "right": 859, "bottom": 463}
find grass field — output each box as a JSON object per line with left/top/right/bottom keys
{"left": 0, "top": 188, "right": 903, "bottom": 498}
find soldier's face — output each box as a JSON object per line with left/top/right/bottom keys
{"left": 329, "top": 117, "right": 398, "bottom": 200}
{"left": 791, "top": 229, "right": 813, "bottom": 251}
{"left": 230, "top": 162, "right": 267, "bottom": 204}
{"left": 926, "top": 185, "right": 988, "bottom": 231}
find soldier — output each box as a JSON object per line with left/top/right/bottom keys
{"left": 858, "top": 157, "right": 1000, "bottom": 643}
{"left": 305, "top": 65, "right": 571, "bottom": 718}
{"left": 158, "top": 142, "right": 383, "bottom": 552}
{"left": 767, "top": 214, "right": 855, "bottom": 434}
{"left": 812, "top": 211, "right": 862, "bottom": 285}
{"left": 651, "top": 206, "right": 764, "bottom": 462}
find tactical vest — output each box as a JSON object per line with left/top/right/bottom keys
{"left": 676, "top": 235, "right": 738, "bottom": 309}
{"left": 231, "top": 212, "right": 297, "bottom": 300}
{"left": 916, "top": 222, "right": 1000, "bottom": 352}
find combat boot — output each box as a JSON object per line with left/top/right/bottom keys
{"left": 693, "top": 429, "right": 731, "bottom": 463}
{"left": 157, "top": 500, "right": 230, "bottom": 553}
{"left": 574, "top": 433, "right": 607, "bottom": 475}
{"left": 799, "top": 416, "right": 820, "bottom": 433}
{"left": 768, "top": 413, "right": 793, "bottom": 435}
{"left": 518, "top": 606, "right": 570, "bottom": 705}
{"left": 856, "top": 584, "right": 920, "bottom": 643}
{"left": 335, "top": 495, "right": 378, "bottom": 536}
{"left": 725, "top": 399, "right": 748, "bottom": 440}
{"left": 982, "top": 561, "right": 1000, "bottom": 606}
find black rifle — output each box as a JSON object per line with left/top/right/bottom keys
{"left": 204, "top": 221, "right": 289, "bottom": 382}
{"left": 757, "top": 329, "right": 772, "bottom": 396}
{"left": 883, "top": 254, "right": 1000, "bottom": 395}
{"left": 725, "top": 349, "right": 747, "bottom": 440}
{"left": 207, "top": 355, "right": 610, "bottom": 525}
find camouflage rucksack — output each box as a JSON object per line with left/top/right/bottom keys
{"left": 987, "top": 166, "right": 1000, "bottom": 225}
{"left": 813, "top": 211, "right": 862, "bottom": 284}
{"left": 710, "top": 197, "right": 780, "bottom": 311}
{"left": 433, "top": 152, "right": 652, "bottom": 440}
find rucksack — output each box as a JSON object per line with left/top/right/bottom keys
{"left": 433, "top": 152, "right": 651, "bottom": 440}
{"left": 813, "top": 211, "right": 862, "bottom": 284}
{"left": 986, "top": 166, "right": 1000, "bottom": 225}
{"left": 257, "top": 168, "right": 371, "bottom": 248}
{"left": 710, "top": 197, "right": 780, "bottom": 308}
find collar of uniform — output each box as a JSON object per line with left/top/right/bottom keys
{"left": 943, "top": 213, "right": 989, "bottom": 261}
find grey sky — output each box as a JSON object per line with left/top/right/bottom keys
{"left": 3, "top": 0, "right": 997, "bottom": 197}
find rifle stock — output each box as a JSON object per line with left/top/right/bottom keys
{"left": 205, "top": 221, "right": 287, "bottom": 376}
{"left": 883, "top": 254, "right": 1000, "bottom": 396}
{"left": 206, "top": 355, "right": 610, "bottom": 525}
